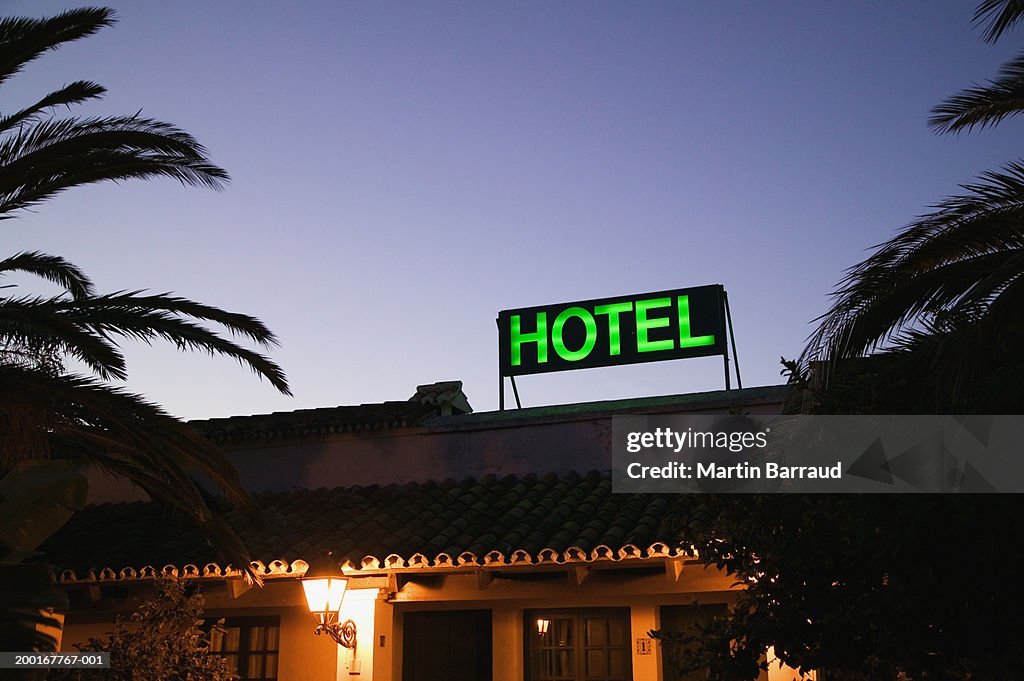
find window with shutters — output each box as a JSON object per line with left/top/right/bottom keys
{"left": 207, "top": 616, "right": 280, "bottom": 681}
{"left": 525, "top": 608, "right": 632, "bottom": 681}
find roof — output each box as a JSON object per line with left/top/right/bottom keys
{"left": 44, "top": 472, "right": 693, "bottom": 583}
{"left": 47, "top": 384, "right": 788, "bottom": 583}
{"left": 193, "top": 380, "right": 472, "bottom": 445}
{"left": 195, "top": 401, "right": 434, "bottom": 445}
{"left": 192, "top": 383, "right": 789, "bottom": 445}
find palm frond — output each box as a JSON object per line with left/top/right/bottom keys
{"left": 0, "top": 80, "right": 107, "bottom": 134}
{"left": 0, "top": 251, "right": 94, "bottom": 298}
{"left": 0, "top": 295, "right": 125, "bottom": 379}
{"left": 73, "top": 291, "right": 283, "bottom": 347}
{"left": 0, "top": 290, "right": 291, "bottom": 394}
{"left": 56, "top": 291, "right": 290, "bottom": 393}
{"left": 0, "top": 115, "right": 215, "bottom": 162}
{"left": 0, "top": 115, "right": 229, "bottom": 218}
{"left": 929, "top": 50, "right": 1024, "bottom": 133}
{"left": 974, "top": 0, "right": 1024, "bottom": 43}
{"left": 0, "top": 7, "right": 114, "bottom": 88}
{"left": 803, "top": 162, "right": 1024, "bottom": 370}
{"left": 818, "top": 250, "right": 1023, "bottom": 363}
{"left": 837, "top": 162, "right": 1024, "bottom": 268}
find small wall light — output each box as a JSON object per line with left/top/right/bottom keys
{"left": 301, "top": 552, "right": 357, "bottom": 649}
{"left": 536, "top": 618, "right": 551, "bottom": 636}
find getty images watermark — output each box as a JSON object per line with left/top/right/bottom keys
{"left": 612, "top": 415, "right": 1024, "bottom": 493}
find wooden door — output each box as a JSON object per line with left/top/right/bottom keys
{"left": 403, "top": 609, "right": 492, "bottom": 681}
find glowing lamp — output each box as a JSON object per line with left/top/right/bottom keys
{"left": 301, "top": 553, "right": 357, "bottom": 649}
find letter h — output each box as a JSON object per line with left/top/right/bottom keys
{"left": 510, "top": 312, "right": 547, "bottom": 366}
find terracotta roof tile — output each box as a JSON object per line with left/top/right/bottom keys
{"left": 44, "top": 472, "right": 692, "bottom": 580}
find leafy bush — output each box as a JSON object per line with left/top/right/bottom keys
{"left": 52, "top": 578, "right": 235, "bottom": 681}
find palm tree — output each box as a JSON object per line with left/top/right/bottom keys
{"left": 0, "top": 6, "right": 290, "bottom": 631}
{"left": 799, "top": 0, "right": 1024, "bottom": 412}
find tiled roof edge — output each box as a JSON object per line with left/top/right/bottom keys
{"left": 55, "top": 544, "right": 697, "bottom": 584}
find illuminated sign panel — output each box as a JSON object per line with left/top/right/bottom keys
{"left": 498, "top": 285, "right": 727, "bottom": 377}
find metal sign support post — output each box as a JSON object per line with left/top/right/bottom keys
{"left": 498, "top": 318, "right": 523, "bottom": 410}
{"left": 723, "top": 350, "right": 731, "bottom": 391}
{"left": 497, "top": 318, "right": 504, "bottom": 411}
{"left": 723, "top": 289, "right": 742, "bottom": 390}
{"left": 497, "top": 376, "right": 523, "bottom": 411}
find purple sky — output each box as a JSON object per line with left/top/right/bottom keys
{"left": 5, "top": 2, "right": 1020, "bottom": 418}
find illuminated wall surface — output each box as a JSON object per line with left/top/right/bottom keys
{"left": 498, "top": 285, "right": 727, "bottom": 376}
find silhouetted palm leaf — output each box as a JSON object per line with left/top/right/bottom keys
{"left": 0, "top": 8, "right": 228, "bottom": 220}
{"left": 0, "top": 285, "right": 290, "bottom": 392}
{"left": 10, "top": 290, "right": 293, "bottom": 388}
{"left": 929, "top": 52, "right": 1024, "bottom": 133}
{"left": 931, "top": 1, "right": 1024, "bottom": 132}
{"left": 0, "top": 7, "right": 114, "bottom": 87}
{"left": 0, "top": 251, "right": 92, "bottom": 298}
{"left": 974, "top": 0, "right": 1024, "bottom": 43}
{"left": 802, "top": 162, "right": 1024, "bottom": 410}
{"left": 0, "top": 115, "right": 229, "bottom": 218}
{"left": 0, "top": 80, "right": 106, "bottom": 134}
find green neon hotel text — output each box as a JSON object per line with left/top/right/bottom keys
{"left": 509, "top": 295, "right": 715, "bottom": 365}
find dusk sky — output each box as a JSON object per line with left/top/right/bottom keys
{"left": 5, "top": 1, "right": 1020, "bottom": 419}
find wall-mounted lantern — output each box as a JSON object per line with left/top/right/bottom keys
{"left": 301, "top": 552, "right": 357, "bottom": 649}
{"left": 536, "top": 618, "right": 551, "bottom": 636}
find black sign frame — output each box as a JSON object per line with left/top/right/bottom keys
{"left": 497, "top": 284, "right": 728, "bottom": 378}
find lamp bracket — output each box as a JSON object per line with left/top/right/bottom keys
{"left": 315, "top": 619, "right": 357, "bottom": 649}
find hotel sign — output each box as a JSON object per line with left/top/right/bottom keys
{"left": 498, "top": 285, "right": 727, "bottom": 377}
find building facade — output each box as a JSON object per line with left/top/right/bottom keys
{"left": 48, "top": 381, "right": 808, "bottom": 681}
